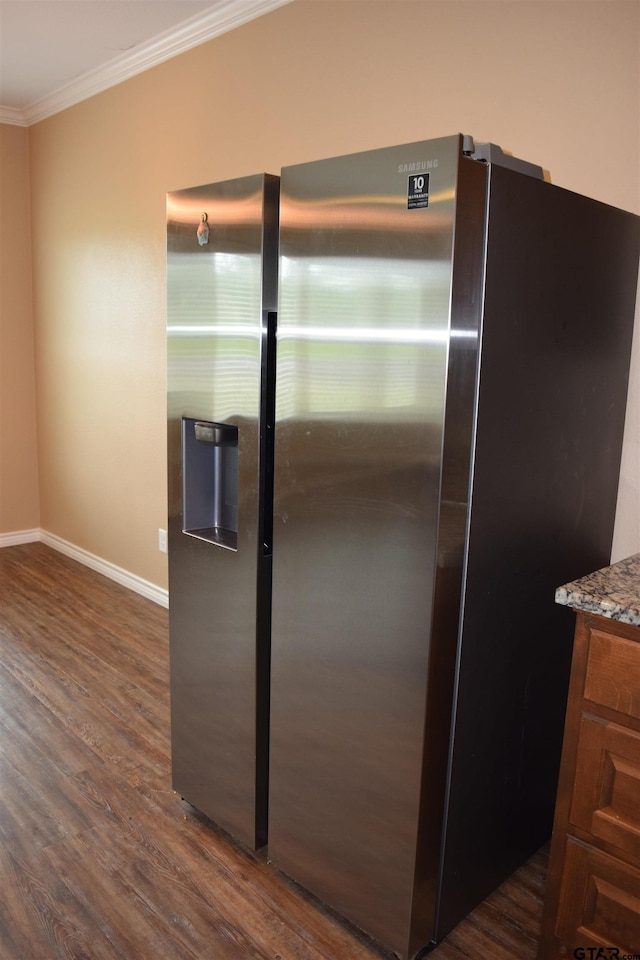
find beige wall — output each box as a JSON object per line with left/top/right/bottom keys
{"left": 0, "top": 124, "right": 39, "bottom": 534}
{"left": 14, "top": 0, "right": 640, "bottom": 589}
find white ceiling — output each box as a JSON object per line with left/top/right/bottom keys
{"left": 0, "top": 0, "right": 290, "bottom": 125}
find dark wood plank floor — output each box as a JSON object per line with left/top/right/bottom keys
{"left": 0, "top": 542, "right": 548, "bottom": 960}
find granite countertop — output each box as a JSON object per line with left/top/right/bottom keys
{"left": 555, "top": 553, "right": 640, "bottom": 626}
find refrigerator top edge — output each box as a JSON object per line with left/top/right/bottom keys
{"left": 166, "top": 173, "right": 281, "bottom": 250}
{"left": 167, "top": 171, "right": 279, "bottom": 203}
{"left": 280, "top": 134, "right": 465, "bottom": 178}
{"left": 278, "top": 133, "right": 541, "bottom": 183}
{"left": 485, "top": 158, "right": 640, "bottom": 225}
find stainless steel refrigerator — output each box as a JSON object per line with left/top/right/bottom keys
{"left": 167, "top": 173, "right": 279, "bottom": 851}
{"left": 268, "top": 135, "right": 640, "bottom": 958}
{"left": 167, "top": 136, "right": 639, "bottom": 960}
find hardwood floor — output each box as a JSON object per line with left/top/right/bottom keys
{"left": 0, "top": 543, "right": 548, "bottom": 960}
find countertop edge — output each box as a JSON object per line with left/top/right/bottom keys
{"left": 555, "top": 553, "right": 640, "bottom": 627}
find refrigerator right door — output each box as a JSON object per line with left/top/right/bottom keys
{"left": 269, "top": 136, "right": 465, "bottom": 957}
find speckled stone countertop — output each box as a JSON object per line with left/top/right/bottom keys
{"left": 555, "top": 553, "right": 640, "bottom": 626}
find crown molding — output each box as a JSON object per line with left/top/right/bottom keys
{"left": 0, "top": 104, "right": 28, "bottom": 127}
{"left": 1, "top": 0, "right": 291, "bottom": 127}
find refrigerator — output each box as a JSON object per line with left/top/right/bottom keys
{"left": 268, "top": 135, "right": 640, "bottom": 958}
{"left": 167, "top": 135, "right": 640, "bottom": 959}
{"left": 167, "top": 173, "right": 279, "bottom": 851}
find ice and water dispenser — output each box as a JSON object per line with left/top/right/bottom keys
{"left": 181, "top": 417, "right": 239, "bottom": 550}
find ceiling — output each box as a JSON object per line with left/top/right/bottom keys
{"left": 0, "top": 0, "right": 290, "bottom": 125}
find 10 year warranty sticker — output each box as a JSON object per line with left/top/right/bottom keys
{"left": 407, "top": 173, "right": 430, "bottom": 209}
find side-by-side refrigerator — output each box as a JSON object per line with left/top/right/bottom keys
{"left": 167, "top": 136, "right": 640, "bottom": 960}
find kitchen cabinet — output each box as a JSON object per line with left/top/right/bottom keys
{"left": 538, "top": 554, "right": 640, "bottom": 959}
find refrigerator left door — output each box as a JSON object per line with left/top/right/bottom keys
{"left": 167, "top": 174, "right": 279, "bottom": 850}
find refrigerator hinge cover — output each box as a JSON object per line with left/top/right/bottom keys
{"left": 462, "top": 135, "right": 544, "bottom": 180}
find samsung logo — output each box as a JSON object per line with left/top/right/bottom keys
{"left": 398, "top": 159, "right": 438, "bottom": 173}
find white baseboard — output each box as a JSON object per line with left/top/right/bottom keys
{"left": 0, "top": 528, "right": 169, "bottom": 608}
{"left": 0, "top": 528, "right": 40, "bottom": 547}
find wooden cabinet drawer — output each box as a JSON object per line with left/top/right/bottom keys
{"left": 570, "top": 715, "right": 640, "bottom": 860}
{"left": 555, "top": 838, "right": 640, "bottom": 953}
{"left": 538, "top": 611, "right": 640, "bottom": 960}
{"left": 584, "top": 626, "right": 640, "bottom": 719}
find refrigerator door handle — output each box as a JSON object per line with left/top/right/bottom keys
{"left": 261, "top": 310, "right": 277, "bottom": 558}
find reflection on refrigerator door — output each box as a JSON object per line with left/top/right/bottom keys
{"left": 167, "top": 173, "right": 279, "bottom": 851}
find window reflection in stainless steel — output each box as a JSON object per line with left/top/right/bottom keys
{"left": 270, "top": 137, "right": 461, "bottom": 957}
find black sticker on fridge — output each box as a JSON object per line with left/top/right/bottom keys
{"left": 407, "top": 172, "right": 430, "bottom": 209}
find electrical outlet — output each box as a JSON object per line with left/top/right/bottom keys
{"left": 158, "top": 528, "right": 167, "bottom": 553}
